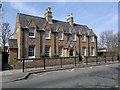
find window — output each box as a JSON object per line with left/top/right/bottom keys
{"left": 82, "top": 47, "right": 86, "bottom": 56}
{"left": 69, "top": 50, "right": 74, "bottom": 56}
{"left": 91, "top": 48, "right": 94, "bottom": 56}
{"left": 45, "top": 30, "right": 50, "bottom": 39}
{"left": 29, "top": 28, "right": 35, "bottom": 37}
{"left": 58, "top": 46, "right": 63, "bottom": 57}
{"left": 91, "top": 36, "right": 94, "bottom": 42}
{"left": 58, "top": 32, "right": 63, "bottom": 40}
{"left": 82, "top": 35, "right": 86, "bottom": 42}
{"left": 28, "top": 45, "right": 35, "bottom": 57}
{"left": 45, "top": 46, "right": 50, "bottom": 56}
{"left": 72, "top": 34, "right": 76, "bottom": 41}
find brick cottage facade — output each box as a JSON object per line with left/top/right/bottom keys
{"left": 8, "top": 7, "right": 97, "bottom": 66}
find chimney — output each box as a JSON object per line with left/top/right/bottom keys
{"left": 67, "top": 13, "right": 74, "bottom": 26}
{"left": 44, "top": 7, "right": 52, "bottom": 24}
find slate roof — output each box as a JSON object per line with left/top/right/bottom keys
{"left": 8, "top": 39, "right": 18, "bottom": 49}
{"left": 18, "top": 13, "right": 91, "bottom": 33}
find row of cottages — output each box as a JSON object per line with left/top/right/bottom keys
{"left": 9, "top": 7, "right": 97, "bottom": 61}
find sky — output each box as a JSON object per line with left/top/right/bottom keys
{"left": 2, "top": 2, "right": 118, "bottom": 37}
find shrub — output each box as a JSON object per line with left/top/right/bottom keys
{"left": 40, "top": 53, "right": 49, "bottom": 58}
{"left": 52, "top": 54, "right": 59, "bottom": 57}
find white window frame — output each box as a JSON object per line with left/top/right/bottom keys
{"left": 91, "top": 48, "right": 94, "bottom": 56}
{"left": 28, "top": 45, "right": 35, "bottom": 58}
{"left": 29, "top": 28, "right": 35, "bottom": 38}
{"left": 45, "top": 46, "right": 51, "bottom": 56}
{"left": 82, "top": 47, "right": 86, "bottom": 56}
{"left": 72, "top": 33, "right": 76, "bottom": 41}
{"left": 82, "top": 35, "right": 86, "bottom": 42}
{"left": 58, "top": 32, "right": 63, "bottom": 40}
{"left": 91, "top": 36, "right": 94, "bottom": 42}
{"left": 45, "top": 30, "right": 51, "bottom": 39}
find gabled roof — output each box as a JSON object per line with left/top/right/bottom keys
{"left": 18, "top": 13, "right": 91, "bottom": 34}
{"left": 8, "top": 39, "right": 18, "bottom": 49}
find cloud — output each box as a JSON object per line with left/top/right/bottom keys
{"left": 10, "top": 2, "right": 41, "bottom": 16}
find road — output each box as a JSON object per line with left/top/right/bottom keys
{"left": 2, "top": 63, "right": 118, "bottom": 88}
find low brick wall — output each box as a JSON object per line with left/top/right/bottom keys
{"left": 12, "top": 56, "right": 79, "bottom": 69}
{"left": 84, "top": 55, "right": 118, "bottom": 63}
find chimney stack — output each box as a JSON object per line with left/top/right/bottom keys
{"left": 67, "top": 13, "right": 74, "bottom": 26}
{"left": 44, "top": 7, "right": 52, "bottom": 24}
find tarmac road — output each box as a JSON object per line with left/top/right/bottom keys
{"left": 2, "top": 63, "right": 119, "bottom": 88}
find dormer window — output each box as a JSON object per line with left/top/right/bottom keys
{"left": 58, "top": 32, "right": 63, "bottom": 40}
{"left": 29, "top": 28, "right": 35, "bottom": 38}
{"left": 91, "top": 35, "right": 94, "bottom": 42}
{"left": 45, "top": 30, "right": 50, "bottom": 39}
{"left": 72, "top": 33, "right": 76, "bottom": 41}
{"left": 82, "top": 34, "right": 86, "bottom": 42}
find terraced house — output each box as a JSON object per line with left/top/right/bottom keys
{"left": 9, "top": 7, "right": 97, "bottom": 61}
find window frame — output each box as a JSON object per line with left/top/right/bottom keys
{"left": 28, "top": 45, "right": 35, "bottom": 58}
{"left": 82, "top": 35, "right": 86, "bottom": 42}
{"left": 29, "top": 28, "right": 35, "bottom": 38}
{"left": 45, "top": 46, "right": 50, "bottom": 56}
{"left": 82, "top": 47, "right": 86, "bottom": 56}
{"left": 91, "top": 36, "right": 94, "bottom": 42}
{"left": 45, "top": 30, "right": 51, "bottom": 39}
{"left": 72, "top": 33, "right": 76, "bottom": 41}
{"left": 58, "top": 32, "right": 63, "bottom": 40}
{"left": 91, "top": 47, "right": 94, "bottom": 56}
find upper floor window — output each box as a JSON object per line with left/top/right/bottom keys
{"left": 45, "top": 30, "right": 50, "bottom": 39}
{"left": 28, "top": 45, "right": 35, "bottom": 58}
{"left": 82, "top": 35, "right": 86, "bottom": 42}
{"left": 72, "top": 33, "right": 76, "bottom": 41}
{"left": 58, "top": 32, "right": 63, "bottom": 40}
{"left": 91, "top": 36, "right": 94, "bottom": 42}
{"left": 29, "top": 28, "right": 35, "bottom": 38}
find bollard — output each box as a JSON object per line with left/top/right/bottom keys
{"left": 75, "top": 57, "right": 76, "bottom": 66}
{"left": 96, "top": 56, "right": 98, "bottom": 64}
{"left": 23, "top": 59, "right": 25, "bottom": 72}
{"left": 44, "top": 58, "right": 46, "bottom": 70}
{"left": 86, "top": 57, "right": 88, "bottom": 65}
{"left": 61, "top": 58, "right": 62, "bottom": 68}
{"left": 105, "top": 56, "right": 106, "bottom": 63}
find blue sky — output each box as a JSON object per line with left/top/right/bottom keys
{"left": 2, "top": 2, "right": 118, "bottom": 36}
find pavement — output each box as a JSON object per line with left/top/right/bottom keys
{"left": 1, "top": 60, "right": 119, "bottom": 83}
{"left": 2, "top": 62, "right": 119, "bottom": 88}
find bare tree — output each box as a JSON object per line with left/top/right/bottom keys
{"left": 0, "top": 23, "right": 13, "bottom": 52}
{"left": 98, "top": 30, "right": 118, "bottom": 52}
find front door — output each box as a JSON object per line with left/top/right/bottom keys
{"left": 69, "top": 50, "right": 74, "bottom": 56}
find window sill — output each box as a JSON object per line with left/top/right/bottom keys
{"left": 28, "top": 56, "right": 35, "bottom": 58}
{"left": 29, "top": 36, "right": 35, "bottom": 39}
{"left": 59, "top": 39, "right": 64, "bottom": 41}
{"left": 72, "top": 40, "right": 77, "bottom": 42}
{"left": 45, "top": 38, "right": 51, "bottom": 40}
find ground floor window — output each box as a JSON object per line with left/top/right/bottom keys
{"left": 91, "top": 48, "right": 94, "bottom": 56}
{"left": 69, "top": 50, "right": 74, "bottom": 56}
{"left": 58, "top": 46, "right": 63, "bottom": 57}
{"left": 28, "top": 45, "right": 35, "bottom": 57}
{"left": 45, "top": 46, "right": 50, "bottom": 56}
{"left": 82, "top": 47, "right": 86, "bottom": 56}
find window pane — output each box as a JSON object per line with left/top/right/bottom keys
{"left": 28, "top": 46, "right": 35, "bottom": 56}
{"left": 58, "top": 47, "right": 63, "bottom": 57}
{"left": 45, "top": 30, "right": 50, "bottom": 39}
{"left": 70, "top": 50, "right": 73, "bottom": 56}
{"left": 58, "top": 32, "right": 63, "bottom": 40}
{"left": 45, "top": 47, "right": 50, "bottom": 56}
{"left": 29, "top": 28, "right": 34, "bottom": 36}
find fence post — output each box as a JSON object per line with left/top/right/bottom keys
{"left": 23, "top": 59, "right": 25, "bottom": 72}
{"left": 96, "top": 56, "right": 98, "bottom": 64}
{"left": 75, "top": 57, "right": 76, "bottom": 66}
{"left": 86, "top": 57, "right": 88, "bottom": 65}
{"left": 61, "top": 57, "right": 62, "bottom": 68}
{"left": 112, "top": 56, "right": 114, "bottom": 62}
{"left": 44, "top": 58, "right": 46, "bottom": 70}
{"left": 105, "top": 56, "right": 106, "bottom": 63}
